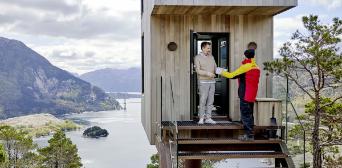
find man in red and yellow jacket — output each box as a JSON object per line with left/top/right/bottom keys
{"left": 216, "top": 49, "right": 260, "bottom": 140}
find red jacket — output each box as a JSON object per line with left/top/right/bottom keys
{"left": 221, "top": 58, "right": 260, "bottom": 102}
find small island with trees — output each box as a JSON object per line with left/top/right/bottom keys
{"left": 83, "top": 126, "right": 109, "bottom": 138}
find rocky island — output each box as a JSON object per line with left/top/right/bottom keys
{"left": 83, "top": 126, "right": 109, "bottom": 138}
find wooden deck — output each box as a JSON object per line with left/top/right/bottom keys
{"left": 178, "top": 151, "right": 288, "bottom": 160}
{"left": 161, "top": 121, "right": 284, "bottom": 130}
{"left": 178, "top": 138, "right": 282, "bottom": 144}
{"left": 157, "top": 120, "right": 294, "bottom": 168}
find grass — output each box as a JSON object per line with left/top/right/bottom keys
{"left": 17, "top": 120, "right": 80, "bottom": 138}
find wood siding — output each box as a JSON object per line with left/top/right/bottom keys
{"left": 141, "top": 0, "right": 153, "bottom": 143}
{"left": 141, "top": 0, "right": 296, "bottom": 145}
{"left": 143, "top": 14, "right": 274, "bottom": 144}
{"left": 229, "top": 15, "right": 274, "bottom": 121}
{"left": 254, "top": 98, "right": 282, "bottom": 126}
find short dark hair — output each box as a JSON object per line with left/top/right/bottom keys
{"left": 247, "top": 42, "right": 257, "bottom": 49}
{"left": 201, "top": 42, "right": 211, "bottom": 50}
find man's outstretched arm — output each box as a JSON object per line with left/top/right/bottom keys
{"left": 220, "top": 63, "right": 255, "bottom": 78}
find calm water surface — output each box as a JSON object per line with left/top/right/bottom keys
{"left": 36, "top": 98, "right": 273, "bottom": 168}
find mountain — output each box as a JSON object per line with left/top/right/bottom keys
{"left": 107, "top": 92, "right": 141, "bottom": 99}
{"left": 80, "top": 68, "right": 141, "bottom": 92}
{"left": 0, "top": 37, "right": 121, "bottom": 119}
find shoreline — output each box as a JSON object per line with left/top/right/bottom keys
{"left": 1, "top": 98, "right": 141, "bottom": 139}
{"left": 0, "top": 113, "right": 81, "bottom": 138}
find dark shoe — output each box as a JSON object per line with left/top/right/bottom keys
{"left": 238, "top": 134, "right": 254, "bottom": 141}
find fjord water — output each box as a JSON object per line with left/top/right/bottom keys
{"left": 35, "top": 98, "right": 272, "bottom": 168}
{"left": 36, "top": 98, "right": 157, "bottom": 168}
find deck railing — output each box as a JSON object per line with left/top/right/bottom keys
{"left": 284, "top": 76, "right": 307, "bottom": 167}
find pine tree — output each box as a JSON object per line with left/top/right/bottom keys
{"left": 264, "top": 15, "right": 342, "bottom": 167}
{"left": 0, "top": 144, "right": 7, "bottom": 164}
{"left": 0, "top": 125, "right": 40, "bottom": 168}
{"left": 39, "top": 130, "right": 82, "bottom": 168}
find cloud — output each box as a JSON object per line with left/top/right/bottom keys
{"left": 33, "top": 38, "right": 141, "bottom": 74}
{"left": 305, "top": 0, "right": 342, "bottom": 9}
{"left": 274, "top": 16, "right": 303, "bottom": 32}
{"left": 84, "top": 51, "right": 95, "bottom": 58}
{"left": 273, "top": 15, "right": 304, "bottom": 58}
{"left": 273, "top": 13, "right": 341, "bottom": 58}
{"left": 51, "top": 50, "right": 79, "bottom": 59}
{"left": 1, "top": 0, "right": 80, "bottom": 14}
{"left": 0, "top": 1, "right": 139, "bottom": 40}
{"left": 0, "top": 0, "right": 141, "bottom": 74}
{"left": 14, "top": 11, "right": 139, "bottom": 40}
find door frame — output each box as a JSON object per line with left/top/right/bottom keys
{"left": 190, "top": 31, "right": 230, "bottom": 120}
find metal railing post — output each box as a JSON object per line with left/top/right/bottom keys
{"left": 286, "top": 75, "right": 289, "bottom": 144}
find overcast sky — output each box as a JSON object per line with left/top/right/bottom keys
{"left": 0, "top": 0, "right": 341, "bottom": 74}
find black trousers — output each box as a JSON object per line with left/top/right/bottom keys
{"left": 240, "top": 98, "right": 254, "bottom": 136}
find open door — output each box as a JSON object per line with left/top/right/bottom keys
{"left": 215, "top": 36, "right": 229, "bottom": 117}
{"left": 190, "top": 30, "right": 198, "bottom": 119}
{"left": 190, "top": 32, "right": 230, "bottom": 120}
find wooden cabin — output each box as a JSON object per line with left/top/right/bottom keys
{"left": 141, "top": 0, "right": 297, "bottom": 167}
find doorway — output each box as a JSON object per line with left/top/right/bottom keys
{"left": 190, "top": 31, "right": 230, "bottom": 120}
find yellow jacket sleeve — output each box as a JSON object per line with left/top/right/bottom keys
{"left": 221, "top": 61, "right": 257, "bottom": 78}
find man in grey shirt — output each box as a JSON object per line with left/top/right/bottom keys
{"left": 194, "top": 42, "right": 217, "bottom": 124}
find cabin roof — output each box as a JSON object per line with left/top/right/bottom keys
{"left": 153, "top": 6, "right": 294, "bottom": 15}
{"left": 151, "top": 0, "right": 297, "bottom": 15}
{"left": 154, "top": 0, "right": 297, "bottom": 6}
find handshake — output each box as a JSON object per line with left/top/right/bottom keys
{"left": 215, "top": 67, "right": 227, "bottom": 75}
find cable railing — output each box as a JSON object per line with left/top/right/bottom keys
{"left": 159, "top": 75, "right": 179, "bottom": 168}
{"left": 283, "top": 76, "right": 307, "bottom": 167}
{"left": 287, "top": 96, "right": 307, "bottom": 167}
{"left": 169, "top": 77, "right": 179, "bottom": 168}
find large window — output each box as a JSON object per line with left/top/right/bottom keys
{"left": 141, "top": 35, "right": 144, "bottom": 94}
